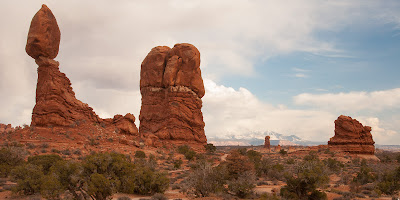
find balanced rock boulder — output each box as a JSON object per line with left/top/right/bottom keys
{"left": 26, "top": 4, "right": 60, "bottom": 59}
{"left": 139, "top": 43, "right": 206, "bottom": 144}
{"left": 328, "top": 115, "right": 375, "bottom": 154}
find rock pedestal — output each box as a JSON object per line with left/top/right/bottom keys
{"left": 139, "top": 43, "right": 207, "bottom": 144}
{"left": 264, "top": 136, "right": 270, "bottom": 150}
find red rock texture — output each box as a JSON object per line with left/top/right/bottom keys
{"left": 328, "top": 115, "right": 375, "bottom": 155}
{"left": 139, "top": 43, "right": 206, "bottom": 144}
{"left": 112, "top": 113, "right": 139, "bottom": 135}
{"left": 27, "top": 5, "right": 138, "bottom": 134}
{"left": 26, "top": 4, "right": 60, "bottom": 60}
{"left": 31, "top": 57, "right": 102, "bottom": 127}
{"left": 264, "top": 136, "right": 270, "bottom": 149}
{"left": 0, "top": 124, "right": 13, "bottom": 134}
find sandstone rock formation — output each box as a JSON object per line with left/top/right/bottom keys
{"left": 26, "top": 5, "right": 138, "bottom": 133}
{"left": 139, "top": 43, "right": 206, "bottom": 144}
{"left": 264, "top": 136, "right": 270, "bottom": 150}
{"left": 328, "top": 115, "right": 375, "bottom": 154}
{"left": 112, "top": 113, "right": 139, "bottom": 135}
{"left": 26, "top": 4, "right": 60, "bottom": 60}
{"left": 0, "top": 124, "right": 13, "bottom": 134}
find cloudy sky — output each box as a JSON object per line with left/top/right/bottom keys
{"left": 1, "top": 0, "right": 400, "bottom": 144}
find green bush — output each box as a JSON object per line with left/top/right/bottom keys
{"left": 27, "top": 154, "right": 62, "bottom": 174}
{"left": 375, "top": 166, "right": 400, "bottom": 195}
{"left": 135, "top": 150, "right": 146, "bottom": 159}
{"left": 11, "top": 164, "right": 44, "bottom": 195}
{"left": 204, "top": 143, "right": 216, "bottom": 154}
{"left": 279, "top": 149, "right": 287, "bottom": 156}
{"left": 227, "top": 171, "right": 256, "bottom": 198}
{"left": 87, "top": 173, "right": 114, "bottom": 200}
{"left": 174, "top": 159, "right": 183, "bottom": 169}
{"left": 184, "top": 150, "right": 197, "bottom": 161}
{"left": 177, "top": 145, "right": 190, "bottom": 154}
{"left": 0, "top": 147, "right": 26, "bottom": 178}
{"left": 280, "top": 161, "right": 329, "bottom": 199}
{"left": 353, "top": 166, "right": 375, "bottom": 185}
{"left": 186, "top": 162, "right": 226, "bottom": 197}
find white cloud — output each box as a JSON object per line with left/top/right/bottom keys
{"left": 294, "top": 88, "right": 400, "bottom": 112}
{"left": 203, "top": 79, "right": 336, "bottom": 142}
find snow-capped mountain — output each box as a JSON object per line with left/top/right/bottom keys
{"left": 208, "top": 131, "right": 325, "bottom": 146}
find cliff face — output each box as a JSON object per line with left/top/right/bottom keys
{"left": 139, "top": 44, "right": 207, "bottom": 144}
{"left": 328, "top": 115, "right": 375, "bottom": 155}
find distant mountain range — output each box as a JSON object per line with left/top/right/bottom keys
{"left": 208, "top": 131, "right": 326, "bottom": 146}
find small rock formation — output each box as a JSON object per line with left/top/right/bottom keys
{"left": 275, "top": 145, "right": 282, "bottom": 152}
{"left": 139, "top": 43, "right": 206, "bottom": 144}
{"left": 112, "top": 113, "right": 138, "bottom": 135}
{"left": 0, "top": 124, "right": 14, "bottom": 134}
{"left": 328, "top": 115, "right": 375, "bottom": 155}
{"left": 264, "top": 136, "right": 270, "bottom": 150}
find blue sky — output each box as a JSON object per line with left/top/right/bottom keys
{"left": 1, "top": 0, "right": 400, "bottom": 145}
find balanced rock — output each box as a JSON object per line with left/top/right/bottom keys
{"left": 139, "top": 43, "right": 206, "bottom": 144}
{"left": 26, "top": 4, "right": 60, "bottom": 59}
{"left": 328, "top": 115, "right": 375, "bottom": 154}
{"left": 27, "top": 5, "right": 101, "bottom": 127}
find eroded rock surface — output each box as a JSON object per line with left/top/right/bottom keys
{"left": 26, "top": 4, "right": 60, "bottom": 59}
{"left": 328, "top": 115, "right": 375, "bottom": 154}
{"left": 27, "top": 5, "right": 138, "bottom": 133}
{"left": 139, "top": 43, "right": 206, "bottom": 144}
{"left": 264, "top": 136, "right": 270, "bottom": 150}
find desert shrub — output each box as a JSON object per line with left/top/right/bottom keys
{"left": 186, "top": 162, "right": 226, "bottom": 197}
{"left": 0, "top": 147, "right": 26, "bottom": 177}
{"left": 27, "top": 154, "right": 62, "bottom": 174}
{"left": 151, "top": 193, "right": 168, "bottom": 200}
{"left": 132, "top": 166, "right": 169, "bottom": 195}
{"left": 353, "top": 165, "right": 375, "bottom": 185}
{"left": 177, "top": 145, "right": 190, "bottom": 154}
{"left": 73, "top": 148, "right": 82, "bottom": 155}
{"left": 227, "top": 171, "right": 256, "bottom": 198}
{"left": 135, "top": 150, "right": 146, "bottom": 159}
{"left": 280, "top": 160, "right": 329, "bottom": 200}
{"left": 61, "top": 149, "right": 71, "bottom": 155}
{"left": 204, "top": 143, "right": 216, "bottom": 154}
{"left": 225, "top": 150, "right": 254, "bottom": 179}
{"left": 174, "top": 159, "right": 183, "bottom": 169}
{"left": 41, "top": 143, "right": 49, "bottom": 148}
{"left": 87, "top": 173, "right": 114, "bottom": 200}
{"left": 375, "top": 166, "right": 400, "bottom": 195}
{"left": 286, "top": 158, "right": 295, "bottom": 164}
{"left": 279, "top": 149, "right": 287, "bottom": 156}
{"left": 26, "top": 143, "right": 36, "bottom": 149}
{"left": 184, "top": 150, "right": 197, "bottom": 161}
{"left": 40, "top": 174, "right": 63, "bottom": 199}
{"left": 324, "top": 158, "right": 344, "bottom": 173}
{"left": 246, "top": 150, "right": 262, "bottom": 163}
{"left": 11, "top": 164, "right": 44, "bottom": 195}
{"left": 304, "top": 151, "right": 319, "bottom": 161}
